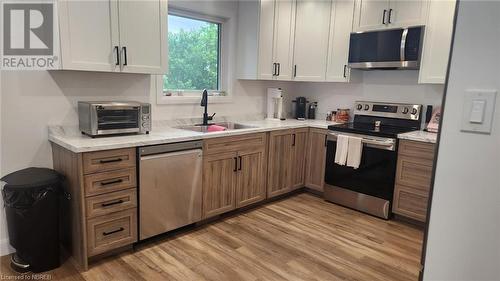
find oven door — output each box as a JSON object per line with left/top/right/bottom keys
{"left": 95, "top": 106, "right": 140, "bottom": 135}
{"left": 324, "top": 132, "right": 397, "bottom": 201}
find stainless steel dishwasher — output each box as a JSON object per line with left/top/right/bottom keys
{"left": 139, "top": 140, "right": 203, "bottom": 240}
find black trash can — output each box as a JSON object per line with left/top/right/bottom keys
{"left": 1, "top": 167, "right": 64, "bottom": 273}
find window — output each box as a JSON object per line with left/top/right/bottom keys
{"left": 163, "top": 12, "right": 225, "bottom": 97}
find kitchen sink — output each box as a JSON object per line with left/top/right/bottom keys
{"left": 175, "top": 122, "right": 257, "bottom": 133}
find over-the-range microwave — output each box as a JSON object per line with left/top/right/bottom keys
{"left": 78, "top": 101, "right": 151, "bottom": 137}
{"left": 348, "top": 26, "right": 424, "bottom": 70}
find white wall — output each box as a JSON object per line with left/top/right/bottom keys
{"left": 423, "top": 1, "right": 500, "bottom": 280}
{"left": 288, "top": 71, "right": 444, "bottom": 120}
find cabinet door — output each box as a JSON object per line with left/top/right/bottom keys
{"left": 353, "top": 0, "right": 389, "bottom": 32}
{"left": 202, "top": 152, "right": 237, "bottom": 218}
{"left": 387, "top": 0, "right": 428, "bottom": 28}
{"left": 326, "top": 0, "right": 356, "bottom": 82}
{"left": 118, "top": 0, "right": 167, "bottom": 74}
{"left": 268, "top": 130, "right": 293, "bottom": 198}
{"left": 258, "top": 0, "right": 276, "bottom": 80}
{"left": 418, "top": 0, "right": 456, "bottom": 84}
{"left": 236, "top": 149, "right": 267, "bottom": 208}
{"left": 58, "top": 0, "right": 120, "bottom": 72}
{"left": 292, "top": 0, "right": 331, "bottom": 81}
{"left": 291, "top": 128, "right": 308, "bottom": 189}
{"left": 305, "top": 129, "right": 327, "bottom": 191}
{"left": 273, "top": 0, "right": 296, "bottom": 80}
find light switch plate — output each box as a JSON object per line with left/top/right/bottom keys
{"left": 461, "top": 90, "right": 497, "bottom": 134}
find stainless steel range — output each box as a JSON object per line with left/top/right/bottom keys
{"left": 324, "top": 101, "right": 422, "bottom": 219}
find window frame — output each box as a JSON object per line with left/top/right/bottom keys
{"left": 157, "top": 8, "right": 231, "bottom": 105}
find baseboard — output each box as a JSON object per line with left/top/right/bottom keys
{"left": 0, "top": 238, "right": 14, "bottom": 257}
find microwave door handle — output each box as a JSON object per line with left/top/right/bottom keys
{"left": 400, "top": 28, "right": 408, "bottom": 62}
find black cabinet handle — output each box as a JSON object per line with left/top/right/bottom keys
{"left": 238, "top": 156, "right": 242, "bottom": 171}
{"left": 114, "top": 46, "right": 120, "bottom": 66}
{"left": 324, "top": 135, "right": 328, "bottom": 147}
{"left": 294, "top": 65, "right": 297, "bottom": 77}
{"left": 101, "top": 200, "right": 124, "bottom": 207}
{"left": 343, "top": 65, "right": 347, "bottom": 78}
{"left": 234, "top": 157, "right": 238, "bottom": 172}
{"left": 292, "top": 134, "right": 296, "bottom": 146}
{"left": 382, "top": 9, "right": 387, "bottom": 24}
{"left": 277, "top": 63, "right": 281, "bottom": 76}
{"left": 99, "top": 158, "right": 123, "bottom": 164}
{"left": 102, "top": 227, "right": 124, "bottom": 236}
{"left": 122, "top": 46, "right": 128, "bottom": 66}
{"left": 388, "top": 9, "right": 393, "bottom": 24}
{"left": 100, "top": 179, "right": 123, "bottom": 186}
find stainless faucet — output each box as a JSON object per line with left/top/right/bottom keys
{"left": 201, "top": 89, "right": 215, "bottom": 126}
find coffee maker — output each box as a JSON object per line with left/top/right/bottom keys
{"left": 293, "top": 97, "right": 308, "bottom": 120}
{"left": 267, "top": 88, "right": 286, "bottom": 120}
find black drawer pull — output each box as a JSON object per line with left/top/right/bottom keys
{"left": 238, "top": 156, "right": 242, "bottom": 171}
{"left": 101, "top": 200, "right": 124, "bottom": 207}
{"left": 102, "top": 227, "right": 124, "bottom": 236}
{"left": 100, "top": 179, "right": 123, "bottom": 186}
{"left": 99, "top": 158, "right": 123, "bottom": 164}
{"left": 292, "top": 133, "right": 296, "bottom": 146}
{"left": 234, "top": 157, "right": 238, "bottom": 172}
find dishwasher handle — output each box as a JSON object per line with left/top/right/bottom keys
{"left": 140, "top": 148, "right": 202, "bottom": 161}
{"left": 140, "top": 140, "right": 203, "bottom": 157}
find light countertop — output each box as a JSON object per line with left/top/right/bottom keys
{"left": 397, "top": 130, "right": 438, "bottom": 144}
{"left": 49, "top": 119, "right": 339, "bottom": 153}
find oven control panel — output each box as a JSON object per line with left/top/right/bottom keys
{"left": 354, "top": 101, "right": 422, "bottom": 120}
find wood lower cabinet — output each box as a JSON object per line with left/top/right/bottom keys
{"left": 305, "top": 128, "right": 328, "bottom": 192}
{"left": 202, "top": 133, "right": 268, "bottom": 218}
{"left": 236, "top": 149, "right": 267, "bottom": 208}
{"left": 291, "top": 128, "right": 309, "bottom": 189}
{"left": 268, "top": 130, "right": 293, "bottom": 197}
{"left": 202, "top": 152, "right": 238, "bottom": 218}
{"left": 51, "top": 145, "right": 138, "bottom": 271}
{"left": 393, "top": 140, "right": 436, "bottom": 222}
{"left": 268, "top": 128, "right": 309, "bottom": 198}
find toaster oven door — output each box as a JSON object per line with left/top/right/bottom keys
{"left": 96, "top": 106, "right": 140, "bottom": 135}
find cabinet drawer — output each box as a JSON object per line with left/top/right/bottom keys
{"left": 84, "top": 168, "right": 136, "bottom": 197}
{"left": 83, "top": 148, "right": 136, "bottom": 174}
{"left": 86, "top": 189, "right": 137, "bottom": 218}
{"left": 203, "top": 133, "right": 266, "bottom": 155}
{"left": 398, "top": 140, "right": 435, "bottom": 160}
{"left": 87, "top": 208, "right": 137, "bottom": 257}
{"left": 393, "top": 185, "right": 428, "bottom": 222}
{"left": 396, "top": 156, "right": 433, "bottom": 192}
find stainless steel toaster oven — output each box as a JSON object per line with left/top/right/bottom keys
{"left": 78, "top": 101, "right": 151, "bottom": 137}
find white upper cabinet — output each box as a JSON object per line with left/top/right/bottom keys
{"left": 58, "top": 1, "right": 120, "bottom": 72}
{"left": 273, "top": 0, "right": 296, "bottom": 80}
{"left": 353, "top": 0, "right": 428, "bottom": 32}
{"left": 257, "top": 0, "right": 276, "bottom": 80}
{"left": 352, "top": 0, "right": 389, "bottom": 32}
{"left": 118, "top": 0, "right": 168, "bottom": 74}
{"left": 388, "top": 0, "right": 429, "bottom": 28}
{"left": 237, "top": 0, "right": 296, "bottom": 81}
{"left": 418, "top": 0, "right": 456, "bottom": 84}
{"left": 292, "top": 0, "right": 332, "bottom": 81}
{"left": 326, "top": 0, "right": 356, "bottom": 82}
{"left": 57, "top": 0, "right": 168, "bottom": 74}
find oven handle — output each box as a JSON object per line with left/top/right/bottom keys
{"left": 327, "top": 132, "right": 396, "bottom": 151}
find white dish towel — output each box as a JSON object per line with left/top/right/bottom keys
{"left": 334, "top": 135, "right": 349, "bottom": 165}
{"left": 346, "top": 136, "right": 363, "bottom": 169}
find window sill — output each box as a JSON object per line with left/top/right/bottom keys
{"left": 156, "top": 95, "right": 234, "bottom": 105}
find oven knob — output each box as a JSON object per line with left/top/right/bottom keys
{"left": 402, "top": 107, "right": 409, "bottom": 114}
{"left": 142, "top": 122, "right": 149, "bottom": 128}
{"left": 411, "top": 108, "right": 418, "bottom": 115}
{"left": 356, "top": 104, "right": 363, "bottom": 110}
{"left": 142, "top": 115, "right": 149, "bottom": 121}
{"left": 364, "top": 104, "right": 370, "bottom": 110}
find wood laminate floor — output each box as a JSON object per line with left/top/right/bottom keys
{"left": 0, "top": 193, "right": 424, "bottom": 281}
